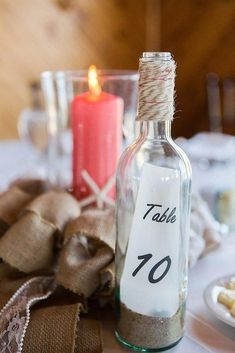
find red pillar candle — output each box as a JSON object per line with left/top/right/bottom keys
{"left": 72, "top": 66, "right": 123, "bottom": 202}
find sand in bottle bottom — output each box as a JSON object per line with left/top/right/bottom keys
{"left": 116, "top": 302, "right": 185, "bottom": 351}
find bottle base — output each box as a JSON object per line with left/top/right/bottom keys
{"left": 115, "top": 330, "right": 182, "bottom": 352}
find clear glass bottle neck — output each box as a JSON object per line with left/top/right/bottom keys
{"left": 139, "top": 120, "right": 172, "bottom": 141}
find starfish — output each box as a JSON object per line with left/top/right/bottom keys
{"left": 79, "top": 170, "right": 115, "bottom": 209}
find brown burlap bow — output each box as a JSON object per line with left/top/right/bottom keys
{"left": 0, "top": 181, "right": 116, "bottom": 353}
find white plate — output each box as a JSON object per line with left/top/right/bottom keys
{"left": 204, "top": 274, "right": 235, "bottom": 328}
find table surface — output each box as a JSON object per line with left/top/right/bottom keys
{"left": 1, "top": 140, "right": 235, "bottom": 353}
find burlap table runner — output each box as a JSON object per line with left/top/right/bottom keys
{"left": 0, "top": 179, "right": 48, "bottom": 237}
{"left": 56, "top": 208, "right": 115, "bottom": 297}
{"left": 0, "top": 187, "right": 33, "bottom": 237}
{"left": 0, "top": 190, "right": 81, "bottom": 272}
{"left": 0, "top": 182, "right": 116, "bottom": 353}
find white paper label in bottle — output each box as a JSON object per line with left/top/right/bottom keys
{"left": 120, "top": 163, "right": 180, "bottom": 317}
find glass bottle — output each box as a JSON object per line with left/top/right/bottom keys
{"left": 115, "top": 52, "right": 192, "bottom": 351}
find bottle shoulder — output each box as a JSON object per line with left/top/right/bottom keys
{"left": 117, "top": 137, "right": 192, "bottom": 179}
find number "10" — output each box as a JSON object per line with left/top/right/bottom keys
{"left": 132, "top": 254, "right": 171, "bottom": 284}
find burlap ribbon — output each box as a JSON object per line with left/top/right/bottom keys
{"left": 56, "top": 208, "right": 115, "bottom": 297}
{"left": 0, "top": 187, "right": 33, "bottom": 237}
{"left": 0, "top": 190, "right": 81, "bottom": 273}
{"left": 0, "top": 182, "right": 116, "bottom": 353}
{"left": 0, "top": 179, "right": 48, "bottom": 237}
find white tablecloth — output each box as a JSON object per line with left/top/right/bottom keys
{"left": 1, "top": 140, "right": 235, "bottom": 352}
{"left": 0, "top": 141, "right": 46, "bottom": 191}
{"left": 186, "top": 235, "right": 235, "bottom": 352}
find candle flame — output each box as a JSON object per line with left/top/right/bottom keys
{"left": 88, "top": 65, "right": 101, "bottom": 96}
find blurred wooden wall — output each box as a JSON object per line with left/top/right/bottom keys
{"left": 0, "top": 0, "right": 159, "bottom": 139}
{"left": 1, "top": 0, "right": 235, "bottom": 139}
{"left": 161, "top": 0, "right": 235, "bottom": 138}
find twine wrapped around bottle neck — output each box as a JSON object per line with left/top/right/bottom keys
{"left": 137, "top": 54, "right": 176, "bottom": 122}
